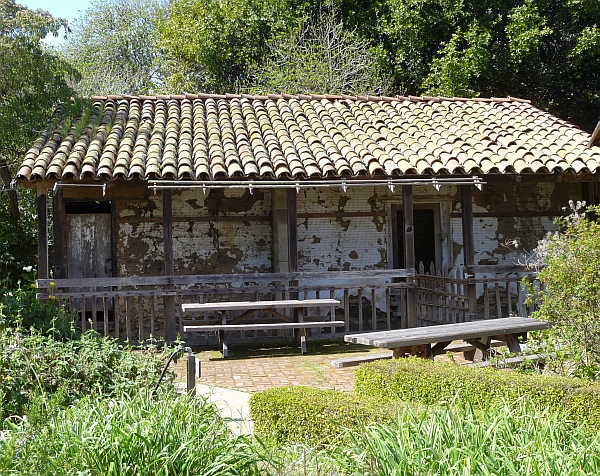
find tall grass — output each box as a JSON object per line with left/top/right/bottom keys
{"left": 335, "top": 399, "right": 600, "bottom": 476}
{"left": 0, "top": 390, "right": 264, "bottom": 475}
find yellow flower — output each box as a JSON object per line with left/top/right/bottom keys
{"left": 5, "top": 376, "right": 12, "bottom": 381}
{"left": 49, "top": 282, "right": 56, "bottom": 288}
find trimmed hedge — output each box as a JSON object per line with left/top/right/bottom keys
{"left": 355, "top": 357, "right": 600, "bottom": 428}
{"left": 249, "top": 386, "right": 400, "bottom": 446}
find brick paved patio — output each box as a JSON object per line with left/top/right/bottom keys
{"left": 173, "top": 341, "right": 391, "bottom": 393}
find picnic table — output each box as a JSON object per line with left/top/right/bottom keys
{"left": 182, "top": 299, "right": 343, "bottom": 357}
{"left": 344, "top": 317, "right": 548, "bottom": 360}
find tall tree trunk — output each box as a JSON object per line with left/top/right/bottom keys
{"left": 0, "top": 161, "right": 20, "bottom": 223}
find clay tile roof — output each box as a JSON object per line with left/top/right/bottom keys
{"left": 15, "top": 94, "right": 600, "bottom": 184}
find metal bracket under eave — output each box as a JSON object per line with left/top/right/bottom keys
{"left": 53, "top": 181, "right": 109, "bottom": 196}
{"left": 148, "top": 175, "right": 486, "bottom": 191}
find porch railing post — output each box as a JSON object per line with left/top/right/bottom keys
{"left": 37, "top": 184, "right": 49, "bottom": 280}
{"left": 163, "top": 189, "right": 176, "bottom": 341}
{"left": 461, "top": 185, "right": 477, "bottom": 318}
{"left": 403, "top": 185, "right": 417, "bottom": 327}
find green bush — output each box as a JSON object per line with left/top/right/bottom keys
{"left": 249, "top": 386, "right": 400, "bottom": 446}
{"left": 526, "top": 203, "right": 600, "bottom": 375}
{"left": 0, "top": 327, "right": 174, "bottom": 422}
{"left": 0, "top": 284, "right": 76, "bottom": 338}
{"left": 354, "top": 357, "right": 600, "bottom": 428}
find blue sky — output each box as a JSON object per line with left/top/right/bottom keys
{"left": 21, "top": 0, "right": 92, "bottom": 44}
{"left": 21, "top": 0, "right": 91, "bottom": 23}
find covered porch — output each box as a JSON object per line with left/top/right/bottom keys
{"left": 35, "top": 177, "right": 537, "bottom": 345}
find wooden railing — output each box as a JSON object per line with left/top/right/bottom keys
{"left": 416, "top": 263, "right": 538, "bottom": 325}
{"left": 37, "top": 269, "right": 415, "bottom": 343}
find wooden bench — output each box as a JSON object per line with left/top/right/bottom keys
{"left": 344, "top": 317, "right": 548, "bottom": 361}
{"left": 182, "top": 299, "right": 342, "bottom": 357}
{"left": 329, "top": 340, "right": 506, "bottom": 368}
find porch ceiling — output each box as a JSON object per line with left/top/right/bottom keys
{"left": 15, "top": 93, "right": 600, "bottom": 185}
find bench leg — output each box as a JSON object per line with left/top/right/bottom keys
{"left": 299, "top": 308, "right": 307, "bottom": 354}
{"left": 219, "top": 313, "right": 228, "bottom": 358}
{"left": 301, "top": 328, "right": 307, "bottom": 354}
{"left": 506, "top": 333, "right": 522, "bottom": 354}
{"left": 465, "top": 336, "right": 491, "bottom": 362}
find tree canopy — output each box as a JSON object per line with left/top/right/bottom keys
{"left": 0, "top": 0, "right": 76, "bottom": 170}
{"left": 61, "top": 0, "right": 165, "bottom": 96}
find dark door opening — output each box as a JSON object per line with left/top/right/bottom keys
{"left": 397, "top": 209, "right": 437, "bottom": 271}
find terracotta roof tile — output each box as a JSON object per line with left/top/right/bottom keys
{"left": 16, "top": 94, "right": 600, "bottom": 183}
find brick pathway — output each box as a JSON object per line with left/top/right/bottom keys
{"left": 172, "top": 342, "right": 392, "bottom": 393}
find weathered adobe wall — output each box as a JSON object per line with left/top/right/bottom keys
{"left": 296, "top": 182, "right": 583, "bottom": 273}
{"left": 110, "top": 181, "right": 583, "bottom": 278}
{"left": 114, "top": 188, "right": 273, "bottom": 277}
{"left": 450, "top": 181, "right": 581, "bottom": 268}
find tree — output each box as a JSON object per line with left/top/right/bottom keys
{"left": 246, "top": 2, "right": 392, "bottom": 96}
{"left": 62, "top": 0, "right": 165, "bottom": 96}
{"left": 0, "top": 0, "right": 76, "bottom": 173}
{"left": 0, "top": 0, "right": 76, "bottom": 281}
{"left": 381, "top": 0, "right": 600, "bottom": 131}
{"left": 156, "top": 0, "right": 300, "bottom": 93}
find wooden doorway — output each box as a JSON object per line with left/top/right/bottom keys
{"left": 65, "top": 201, "right": 113, "bottom": 325}
{"left": 393, "top": 205, "right": 441, "bottom": 271}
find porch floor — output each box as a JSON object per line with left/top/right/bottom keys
{"left": 171, "top": 341, "right": 466, "bottom": 393}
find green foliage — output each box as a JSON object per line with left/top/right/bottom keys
{"left": 0, "top": 327, "right": 174, "bottom": 421}
{"left": 381, "top": 0, "right": 600, "bottom": 130}
{"left": 354, "top": 357, "right": 600, "bottom": 428}
{"left": 61, "top": 0, "right": 165, "bottom": 96}
{"left": 0, "top": 189, "right": 36, "bottom": 284}
{"left": 0, "top": 0, "right": 77, "bottom": 169}
{"left": 0, "top": 391, "right": 263, "bottom": 475}
{"left": 156, "top": 0, "right": 298, "bottom": 93}
{"left": 246, "top": 2, "right": 391, "bottom": 96}
{"left": 337, "top": 399, "right": 600, "bottom": 475}
{"left": 0, "top": 283, "right": 75, "bottom": 338}
{"left": 249, "top": 386, "right": 399, "bottom": 446}
{"left": 528, "top": 204, "right": 600, "bottom": 375}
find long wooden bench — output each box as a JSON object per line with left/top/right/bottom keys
{"left": 182, "top": 299, "right": 342, "bottom": 357}
{"left": 344, "top": 317, "right": 548, "bottom": 361}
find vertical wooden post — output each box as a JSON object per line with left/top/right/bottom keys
{"left": 163, "top": 189, "right": 176, "bottom": 341}
{"left": 461, "top": 185, "right": 477, "bottom": 318}
{"left": 52, "top": 184, "right": 66, "bottom": 279}
{"left": 37, "top": 185, "right": 49, "bottom": 280}
{"left": 287, "top": 188, "right": 298, "bottom": 273}
{"left": 287, "top": 188, "right": 300, "bottom": 343}
{"left": 403, "top": 185, "right": 417, "bottom": 327}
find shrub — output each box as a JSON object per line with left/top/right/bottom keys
{"left": 0, "top": 391, "right": 263, "bottom": 475}
{"left": 526, "top": 202, "right": 600, "bottom": 375}
{"left": 0, "top": 327, "right": 174, "bottom": 421}
{"left": 249, "top": 386, "right": 400, "bottom": 446}
{"left": 0, "top": 283, "right": 75, "bottom": 338}
{"left": 354, "top": 357, "right": 600, "bottom": 428}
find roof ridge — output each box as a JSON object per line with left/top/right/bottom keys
{"left": 90, "top": 93, "right": 529, "bottom": 104}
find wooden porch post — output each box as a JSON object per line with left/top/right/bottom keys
{"left": 52, "top": 184, "right": 66, "bottom": 279}
{"left": 163, "top": 189, "right": 176, "bottom": 341}
{"left": 37, "top": 184, "right": 49, "bottom": 280}
{"left": 287, "top": 189, "right": 298, "bottom": 273}
{"left": 403, "top": 185, "right": 417, "bottom": 327}
{"left": 461, "top": 185, "right": 477, "bottom": 318}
